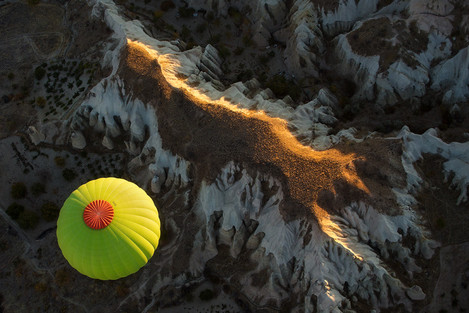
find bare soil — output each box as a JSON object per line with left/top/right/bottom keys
{"left": 120, "top": 42, "right": 409, "bottom": 227}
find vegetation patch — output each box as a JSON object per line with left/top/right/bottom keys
{"left": 11, "top": 182, "right": 27, "bottom": 199}
{"left": 199, "top": 288, "right": 215, "bottom": 301}
{"left": 31, "top": 182, "right": 46, "bottom": 196}
{"left": 41, "top": 201, "right": 60, "bottom": 221}
{"left": 265, "top": 74, "right": 302, "bottom": 101}
{"left": 6, "top": 203, "right": 25, "bottom": 220}
{"left": 347, "top": 17, "right": 398, "bottom": 72}
{"left": 62, "top": 168, "right": 77, "bottom": 181}
{"left": 17, "top": 210, "right": 39, "bottom": 229}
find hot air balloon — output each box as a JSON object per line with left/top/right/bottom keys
{"left": 56, "top": 177, "right": 160, "bottom": 280}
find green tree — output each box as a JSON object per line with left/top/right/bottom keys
{"left": 17, "top": 210, "right": 39, "bottom": 229}
{"left": 199, "top": 289, "right": 215, "bottom": 301}
{"left": 36, "top": 96, "right": 46, "bottom": 108}
{"left": 11, "top": 182, "right": 27, "bottom": 199}
{"left": 265, "top": 74, "right": 302, "bottom": 101}
{"left": 34, "top": 66, "right": 46, "bottom": 80}
{"left": 6, "top": 203, "right": 25, "bottom": 220}
{"left": 31, "top": 182, "right": 46, "bottom": 197}
{"left": 178, "top": 6, "right": 195, "bottom": 18}
{"left": 41, "top": 201, "right": 60, "bottom": 221}
{"left": 54, "top": 156, "right": 65, "bottom": 167}
{"left": 62, "top": 168, "right": 77, "bottom": 181}
{"left": 160, "top": 0, "right": 175, "bottom": 11}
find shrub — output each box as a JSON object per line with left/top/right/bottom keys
{"left": 153, "top": 10, "right": 164, "bottom": 20}
{"left": 217, "top": 44, "right": 231, "bottom": 59}
{"left": 242, "top": 35, "right": 253, "bottom": 47}
{"left": 36, "top": 96, "right": 46, "bottom": 108}
{"left": 234, "top": 46, "right": 244, "bottom": 55}
{"left": 6, "top": 203, "right": 25, "bottom": 220}
{"left": 34, "top": 66, "right": 46, "bottom": 80}
{"left": 34, "top": 282, "right": 48, "bottom": 292}
{"left": 228, "top": 6, "right": 242, "bottom": 25}
{"left": 160, "top": 0, "right": 175, "bottom": 11}
{"left": 196, "top": 23, "right": 207, "bottom": 33}
{"left": 116, "top": 284, "right": 129, "bottom": 297}
{"left": 178, "top": 6, "right": 195, "bottom": 18}
{"left": 11, "top": 182, "right": 27, "bottom": 199}
{"left": 181, "top": 25, "right": 191, "bottom": 41}
{"left": 435, "top": 217, "right": 446, "bottom": 230}
{"left": 41, "top": 201, "right": 60, "bottom": 221}
{"left": 265, "top": 74, "right": 301, "bottom": 101}
{"left": 62, "top": 168, "right": 77, "bottom": 181}
{"left": 31, "top": 182, "right": 46, "bottom": 196}
{"left": 208, "top": 34, "right": 221, "bottom": 45}
{"left": 17, "top": 210, "right": 39, "bottom": 229}
{"left": 54, "top": 156, "right": 65, "bottom": 167}
{"left": 236, "top": 69, "right": 253, "bottom": 82}
{"left": 259, "top": 54, "right": 270, "bottom": 65}
{"left": 55, "top": 268, "right": 71, "bottom": 286}
{"left": 199, "top": 289, "right": 215, "bottom": 301}
{"left": 206, "top": 11, "right": 215, "bottom": 21}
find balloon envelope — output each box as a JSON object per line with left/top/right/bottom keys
{"left": 57, "top": 177, "right": 160, "bottom": 280}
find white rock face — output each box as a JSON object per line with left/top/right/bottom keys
{"left": 397, "top": 127, "right": 469, "bottom": 204}
{"left": 325, "top": 0, "right": 469, "bottom": 106}
{"left": 101, "top": 135, "right": 114, "bottom": 149}
{"left": 27, "top": 126, "right": 45, "bottom": 145}
{"left": 333, "top": 15, "right": 432, "bottom": 106}
{"left": 431, "top": 46, "right": 469, "bottom": 104}
{"left": 198, "top": 44, "right": 223, "bottom": 81}
{"left": 408, "top": 0, "right": 454, "bottom": 35}
{"left": 65, "top": 1, "right": 469, "bottom": 312}
{"left": 288, "top": 88, "right": 341, "bottom": 149}
{"left": 283, "top": 0, "right": 324, "bottom": 79}
{"left": 407, "top": 285, "right": 426, "bottom": 301}
{"left": 385, "top": 60, "right": 429, "bottom": 101}
{"left": 187, "top": 0, "right": 286, "bottom": 31}
{"left": 72, "top": 73, "right": 190, "bottom": 191}
{"left": 334, "top": 32, "right": 379, "bottom": 101}
{"left": 70, "top": 130, "right": 86, "bottom": 149}
{"left": 320, "top": 0, "right": 379, "bottom": 36}
{"left": 194, "top": 162, "right": 438, "bottom": 311}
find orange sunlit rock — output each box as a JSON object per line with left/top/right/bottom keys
{"left": 126, "top": 39, "right": 372, "bottom": 259}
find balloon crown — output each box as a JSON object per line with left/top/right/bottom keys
{"left": 83, "top": 200, "right": 114, "bottom": 229}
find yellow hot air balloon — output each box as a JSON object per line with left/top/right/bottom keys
{"left": 57, "top": 177, "right": 160, "bottom": 280}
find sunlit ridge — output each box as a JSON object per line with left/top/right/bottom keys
{"left": 126, "top": 39, "right": 368, "bottom": 260}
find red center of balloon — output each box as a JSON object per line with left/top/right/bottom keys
{"left": 83, "top": 200, "right": 114, "bottom": 230}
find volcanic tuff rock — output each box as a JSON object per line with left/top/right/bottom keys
{"left": 179, "top": 0, "right": 469, "bottom": 131}
{"left": 1, "top": 0, "right": 468, "bottom": 313}
{"left": 57, "top": 0, "right": 456, "bottom": 311}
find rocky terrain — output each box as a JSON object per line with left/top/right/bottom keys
{"left": 0, "top": 0, "right": 468, "bottom": 312}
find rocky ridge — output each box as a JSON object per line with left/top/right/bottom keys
{"left": 0, "top": 0, "right": 468, "bottom": 312}
{"left": 55, "top": 0, "right": 457, "bottom": 312}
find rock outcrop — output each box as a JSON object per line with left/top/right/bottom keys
{"left": 8, "top": 0, "right": 469, "bottom": 312}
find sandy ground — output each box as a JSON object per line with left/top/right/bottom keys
{"left": 0, "top": 136, "right": 125, "bottom": 238}
{"left": 156, "top": 281, "right": 242, "bottom": 313}
{"left": 423, "top": 242, "right": 469, "bottom": 312}
{"left": 0, "top": 2, "right": 68, "bottom": 71}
